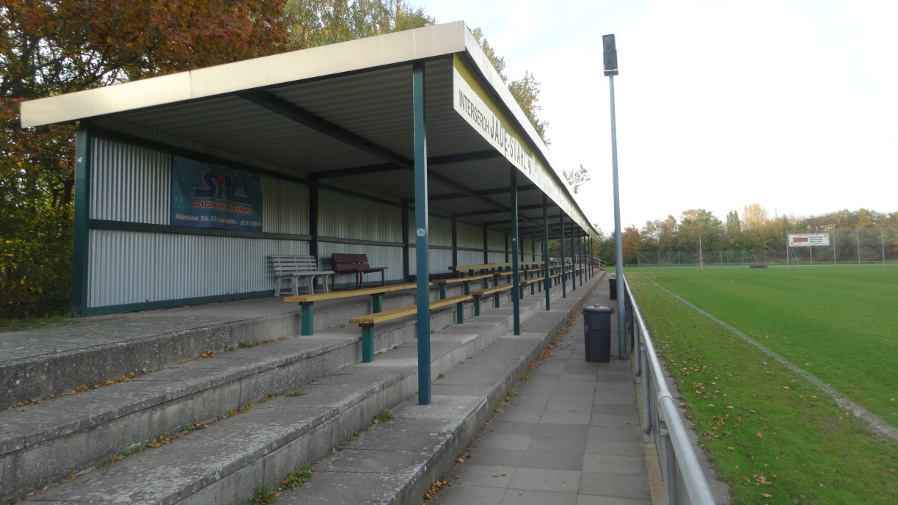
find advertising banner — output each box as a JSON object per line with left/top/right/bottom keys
{"left": 171, "top": 156, "right": 263, "bottom": 232}
{"left": 788, "top": 233, "right": 830, "bottom": 247}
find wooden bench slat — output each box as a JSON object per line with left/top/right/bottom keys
{"left": 433, "top": 273, "right": 493, "bottom": 284}
{"left": 470, "top": 283, "right": 514, "bottom": 297}
{"left": 285, "top": 282, "right": 422, "bottom": 303}
{"left": 332, "top": 252, "right": 388, "bottom": 289}
{"left": 349, "top": 295, "right": 472, "bottom": 325}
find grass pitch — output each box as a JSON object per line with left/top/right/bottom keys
{"left": 628, "top": 265, "right": 898, "bottom": 505}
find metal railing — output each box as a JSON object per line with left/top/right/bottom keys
{"left": 622, "top": 276, "right": 717, "bottom": 505}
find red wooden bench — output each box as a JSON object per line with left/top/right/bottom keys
{"left": 331, "top": 253, "right": 387, "bottom": 289}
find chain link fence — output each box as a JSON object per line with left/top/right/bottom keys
{"left": 636, "top": 228, "right": 898, "bottom": 267}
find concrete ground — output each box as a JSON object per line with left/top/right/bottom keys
{"left": 2, "top": 270, "right": 730, "bottom": 505}
{"left": 432, "top": 274, "right": 658, "bottom": 505}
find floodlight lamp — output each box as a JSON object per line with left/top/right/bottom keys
{"left": 602, "top": 34, "right": 619, "bottom": 76}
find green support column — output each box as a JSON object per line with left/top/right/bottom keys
{"left": 510, "top": 165, "right": 520, "bottom": 335}
{"left": 361, "top": 326, "right": 375, "bottom": 362}
{"left": 542, "top": 195, "right": 551, "bottom": 310}
{"left": 372, "top": 294, "right": 383, "bottom": 313}
{"left": 474, "top": 297, "right": 482, "bottom": 316}
{"left": 439, "top": 284, "right": 447, "bottom": 299}
{"left": 72, "top": 124, "right": 92, "bottom": 316}
{"left": 412, "top": 61, "right": 431, "bottom": 405}
{"left": 561, "top": 214, "right": 567, "bottom": 298}
{"left": 300, "top": 304, "right": 314, "bottom": 336}
{"left": 456, "top": 300, "right": 465, "bottom": 324}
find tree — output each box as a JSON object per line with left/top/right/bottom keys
{"left": 470, "top": 27, "right": 549, "bottom": 145}
{"left": 285, "top": 0, "right": 433, "bottom": 49}
{"left": 471, "top": 27, "right": 506, "bottom": 82}
{"left": 563, "top": 164, "right": 589, "bottom": 194}
{"left": 741, "top": 203, "right": 769, "bottom": 230}
{"left": 508, "top": 70, "right": 549, "bottom": 144}
{"left": 725, "top": 210, "right": 742, "bottom": 246}
{"left": 1, "top": 0, "right": 289, "bottom": 318}
{"left": 621, "top": 226, "right": 641, "bottom": 265}
{"left": 678, "top": 209, "right": 723, "bottom": 252}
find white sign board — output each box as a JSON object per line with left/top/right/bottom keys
{"left": 788, "top": 233, "right": 831, "bottom": 247}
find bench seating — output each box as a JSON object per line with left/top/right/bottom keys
{"left": 270, "top": 255, "right": 334, "bottom": 296}
{"left": 470, "top": 283, "right": 515, "bottom": 316}
{"left": 520, "top": 276, "right": 545, "bottom": 296}
{"left": 349, "top": 295, "right": 472, "bottom": 362}
{"left": 332, "top": 253, "right": 387, "bottom": 289}
{"left": 433, "top": 274, "right": 493, "bottom": 297}
{"left": 450, "top": 263, "right": 510, "bottom": 275}
{"left": 285, "top": 283, "right": 425, "bottom": 335}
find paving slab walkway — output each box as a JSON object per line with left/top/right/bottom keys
{"left": 433, "top": 278, "right": 657, "bottom": 505}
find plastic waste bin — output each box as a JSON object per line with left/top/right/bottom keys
{"left": 608, "top": 276, "right": 617, "bottom": 300}
{"left": 582, "top": 305, "right": 614, "bottom": 362}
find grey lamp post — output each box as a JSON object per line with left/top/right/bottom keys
{"left": 603, "top": 34, "right": 626, "bottom": 359}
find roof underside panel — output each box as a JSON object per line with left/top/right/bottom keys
{"left": 24, "top": 23, "right": 597, "bottom": 237}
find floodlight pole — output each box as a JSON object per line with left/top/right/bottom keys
{"left": 603, "top": 34, "right": 626, "bottom": 359}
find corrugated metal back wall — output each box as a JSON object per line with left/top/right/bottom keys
{"left": 88, "top": 139, "right": 312, "bottom": 309}
{"left": 85, "top": 139, "right": 546, "bottom": 310}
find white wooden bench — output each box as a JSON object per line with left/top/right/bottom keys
{"left": 270, "top": 255, "right": 334, "bottom": 296}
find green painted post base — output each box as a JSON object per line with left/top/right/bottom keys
{"left": 362, "top": 326, "right": 374, "bottom": 362}
{"left": 456, "top": 301, "right": 465, "bottom": 324}
{"left": 439, "top": 285, "right": 447, "bottom": 299}
{"left": 474, "top": 297, "right": 481, "bottom": 316}
{"left": 300, "top": 304, "right": 314, "bottom": 336}
{"left": 463, "top": 281, "right": 470, "bottom": 295}
{"left": 494, "top": 293, "right": 501, "bottom": 308}
{"left": 373, "top": 294, "right": 383, "bottom": 313}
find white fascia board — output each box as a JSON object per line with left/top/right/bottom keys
{"left": 459, "top": 27, "right": 597, "bottom": 237}
{"left": 20, "top": 21, "right": 467, "bottom": 128}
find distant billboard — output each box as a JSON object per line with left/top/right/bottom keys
{"left": 788, "top": 233, "right": 830, "bottom": 247}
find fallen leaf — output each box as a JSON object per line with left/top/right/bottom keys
{"left": 456, "top": 457, "right": 465, "bottom": 463}
{"left": 761, "top": 493, "right": 772, "bottom": 498}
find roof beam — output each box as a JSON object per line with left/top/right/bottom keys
{"left": 426, "top": 184, "right": 539, "bottom": 202}
{"left": 314, "top": 150, "right": 504, "bottom": 181}
{"left": 239, "top": 90, "right": 413, "bottom": 169}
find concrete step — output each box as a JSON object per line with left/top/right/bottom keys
{"left": 3, "top": 284, "right": 571, "bottom": 504}
{"left": 0, "top": 287, "right": 447, "bottom": 408}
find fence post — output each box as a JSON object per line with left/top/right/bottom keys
{"left": 642, "top": 345, "right": 652, "bottom": 434}
{"left": 660, "top": 423, "right": 678, "bottom": 505}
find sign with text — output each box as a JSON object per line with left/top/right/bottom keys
{"left": 788, "top": 233, "right": 830, "bottom": 247}
{"left": 171, "top": 156, "right": 263, "bottom": 232}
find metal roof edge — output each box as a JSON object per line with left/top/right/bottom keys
{"left": 459, "top": 26, "right": 598, "bottom": 238}
{"left": 20, "top": 21, "right": 468, "bottom": 128}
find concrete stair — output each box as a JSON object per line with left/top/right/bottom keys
{"left": 0, "top": 276, "right": 599, "bottom": 504}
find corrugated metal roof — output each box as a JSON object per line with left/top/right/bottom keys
{"left": 20, "top": 21, "right": 597, "bottom": 239}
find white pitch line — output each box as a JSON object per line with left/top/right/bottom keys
{"left": 645, "top": 277, "right": 898, "bottom": 441}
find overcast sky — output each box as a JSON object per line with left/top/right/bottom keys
{"left": 414, "top": 0, "right": 898, "bottom": 233}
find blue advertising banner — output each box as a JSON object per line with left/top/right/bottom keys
{"left": 171, "top": 156, "right": 263, "bottom": 232}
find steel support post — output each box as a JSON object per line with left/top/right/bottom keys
{"left": 412, "top": 62, "right": 430, "bottom": 405}
{"left": 561, "top": 214, "right": 567, "bottom": 298}
{"left": 510, "top": 165, "right": 521, "bottom": 335}
{"left": 72, "top": 124, "right": 92, "bottom": 316}
{"left": 609, "top": 74, "right": 627, "bottom": 359}
{"left": 543, "top": 195, "right": 551, "bottom": 309}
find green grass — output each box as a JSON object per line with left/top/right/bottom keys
{"left": 628, "top": 265, "right": 898, "bottom": 505}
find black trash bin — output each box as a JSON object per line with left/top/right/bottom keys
{"left": 609, "top": 276, "right": 617, "bottom": 300}
{"left": 582, "top": 305, "right": 614, "bottom": 363}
